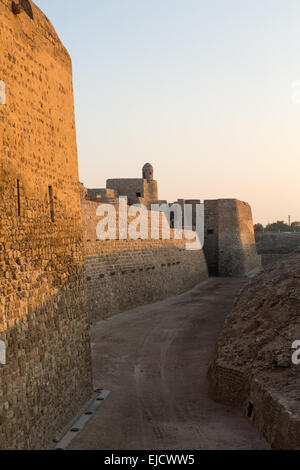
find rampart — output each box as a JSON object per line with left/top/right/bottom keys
{"left": 0, "top": 0, "right": 92, "bottom": 449}
{"left": 204, "top": 199, "right": 261, "bottom": 276}
{"left": 255, "top": 232, "right": 300, "bottom": 265}
{"left": 82, "top": 198, "right": 208, "bottom": 323}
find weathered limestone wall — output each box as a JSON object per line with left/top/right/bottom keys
{"left": 106, "top": 178, "right": 158, "bottom": 207}
{"left": 204, "top": 199, "right": 261, "bottom": 276}
{"left": 142, "top": 179, "right": 158, "bottom": 207}
{"left": 82, "top": 199, "right": 208, "bottom": 323}
{"left": 208, "top": 365, "right": 300, "bottom": 449}
{"left": 208, "top": 251, "right": 300, "bottom": 449}
{"left": 203, "top": 200, "right": 219, "bottom": 275}
{"left": 255, "top": 232, "right": 300, "bottom": 265}
{"left": 107, "top": 179, "right": 144, "bottom": 205}
{"left": 0, "top": 0, "right": 92, "bottom": 449}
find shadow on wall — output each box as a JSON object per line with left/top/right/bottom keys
{"left": 85, "top": 247, "right": 208, "bottom": 323}
{"left": 204, "top": 199, "right": 261, "bottom": 277}
{"left": 20, "top": 0, "right": 34, "bottom": 19}
{"left": 0, "top": 269, "right": 92, "bottom": 450}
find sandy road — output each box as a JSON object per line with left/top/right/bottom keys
{"left": 69, "top": 278, "right": 269, "bottom": 450}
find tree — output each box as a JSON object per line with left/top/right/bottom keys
{"left": 254, "top": 223, "right": 264, "bottom": 232}
{"left": 291, "top": 222, "right": 300, "bottom": 232}
{"left": 265, "top": 221, "right": 291, "bottom": 232}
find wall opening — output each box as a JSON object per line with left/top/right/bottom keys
{"left": 48, "top": 186, "right": 55, "bottom": 222}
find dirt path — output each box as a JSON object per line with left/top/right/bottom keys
{"left": 69, "top": 278, "right": 269, "bottom": 450}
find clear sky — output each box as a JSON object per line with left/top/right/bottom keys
{"left": 35, "top": 0, "right": 300, "bottom": 224}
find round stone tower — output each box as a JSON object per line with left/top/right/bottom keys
{"left": 142, "top": 163, "right": 154, "bottom": 182}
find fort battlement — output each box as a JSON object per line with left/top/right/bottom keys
{"left": 89, "top": 163, "right": 159, "bottom": 207}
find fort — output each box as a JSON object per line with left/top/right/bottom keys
{"left": 0, "top": 0, "right": 297, "bottom": 451}
{"left": 88, "top": 163, "right": 161, "bottom": 208}
{"left": 81, "top": 166, "right": 261, "bottom": 323}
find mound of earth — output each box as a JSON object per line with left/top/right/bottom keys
{"left": 208, "top": 250, "right": 300, "bottom": 449}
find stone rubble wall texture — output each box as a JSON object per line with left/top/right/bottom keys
{"left": 106, "top": 178, "right": 158, "bottom": 207}
{"left": 0, "top": 0, "right": 92, "bottom": 449}
{"left": 81, "top": 199, "right": 208, "bottom": 323}
{"left": 204, "top": 199, "right": 261, "bottom": 276}
{"left": 173, "top": 199, "right": 201, "bottom": 230}
{"left": 208, "top": 251, "right": 300, "bottom": 449}
{"left": 0, "top": 0, "right": 267, "bottom": 451}
{"left": 87, "top": 187, "right": 117, "bottom": 203}
{"left": 141, "top": 179, "right": 158, "bottom": 207}
{"left": 255, "top": 232, "right": 300, "bottom": 266}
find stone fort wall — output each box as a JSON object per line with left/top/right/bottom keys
{"left": 106, "top": 178, "right": 158, "bottom": 207}
{"left": 82, "top": 199, "right": 208, "bottom": 323}
{"left": 208, "top": 251, "right": 300, "bottom": 449}
{"left": 208, "top": 364, "right": 300, "bottom": 449}
{"left": 204, "top": 199, "right": 261, "bottom": 276}
{"left": 0, "top": 0, "right": 92, "bottom": 449}
{"left": 0, "top": 0, "right": 264, "bottom": 450}
{"left": 255, "top": 232, "right": 300, "bottom": 266}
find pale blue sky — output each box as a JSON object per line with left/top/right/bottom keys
{"left": 36, "top": 0, "right": 300, "bottom": 223}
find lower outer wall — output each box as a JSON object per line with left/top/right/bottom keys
{"left": 208, "top": 363, "right": 300, "bottom": 449}
{"left": 255, "top": 232, "right": 300, "bottom": 266}
{"left": 86, "top": 247, "right": 208, "bottom": 323}
{"left": 0, "top": 272, "right": 93, "bottom": 450}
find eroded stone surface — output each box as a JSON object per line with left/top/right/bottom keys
{"left": 0, "top": 0, "right": 92, "bottom": 449}
{"left": 208, "top": 250, "right": 300, "bottom": 449}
